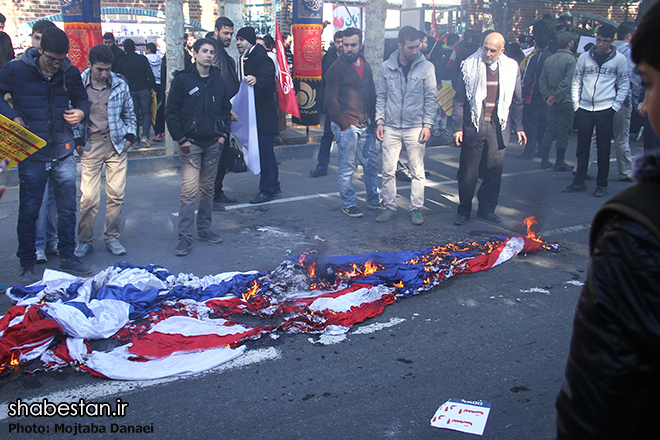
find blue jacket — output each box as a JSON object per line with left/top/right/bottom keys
{"left": 0, "top": 46, "right": 89, "bottom": 162}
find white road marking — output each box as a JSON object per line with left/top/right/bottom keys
{"left": 0, "top": 347, "right": 281, "bottom": 422}
{"left": 351, "top": 317, "right": 407, "bottom": 335}
{"left": 520, "top": 287, "right": 551, "bottom": 295}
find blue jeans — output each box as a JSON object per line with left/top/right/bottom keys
{"left": 333, "top": 123, "right": 379, "bottom": 208}
{"left": 131, "top": 89, "right": 152, "bottom": 139}
{"left": 17, "top": 155, "right": 77, "bottom": 266}
{"left": 35, "top": 179, "right": 58, "bottom": 251}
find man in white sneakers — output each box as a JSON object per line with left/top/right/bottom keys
{"left": 74, "top": 44, "right": 136, "bottom": 258}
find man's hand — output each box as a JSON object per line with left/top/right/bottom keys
{"left": 419, "top": 127, "right": 431, "bottom": 143}
{"left": 218, "top": 137, "right": 226, "bottom": 147}
{"left": 546, "top": 95, "right": 555, "bottom": 106}
{"left": 124, "top": 140, "right": 132, "bottom": 151}
{"left": 376, "top": 124, "right": 384, "bottom": 141}
{"left": 454, "top": 131, "right": 463, "bottom": 146}
{"left": 231, "top": 109, "right": 238, "bottom": 122}
{"left": 245, "top": 75, "right": 256, "bottom": 86}
{"left": 180, "top": 141, "right": 192, "bottom": 155}
{"left": 12, "top": 116, "right": 25, "bottom": 127}
{"left": 76, "top": 145, "right": 85, "bottom": 156}
{"left": 64, "top": 109, "right": 85, "bottom": 125}
{"left": 517, "top": 131, "right": 527, "bottom": 146}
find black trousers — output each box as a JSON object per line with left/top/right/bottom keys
{"left": 457, "top": 120, "right": 505, "bottom": 217}
{"left": 213, "top": 142, "right": 232, "bottom": 201}
{"left": 573, "top": 108, "right": 614, "bottom": 188}
{"left": 522, "top": 100, "right": 547, "bottom": 155}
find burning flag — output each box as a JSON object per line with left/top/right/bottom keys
{"left": 1, "top": 223, "right": 557, "bottom": 380}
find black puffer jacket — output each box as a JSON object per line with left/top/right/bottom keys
{"left": 556, "top": 152, "right": 660, "bottom": 439}
{"left": 165, "top": 64, "right": 232, "bottom": 148}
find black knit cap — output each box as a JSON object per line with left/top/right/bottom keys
{"left": 236, "top": 27, "right": 257, "bottom": 45}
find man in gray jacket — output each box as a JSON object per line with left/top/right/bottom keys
{"left": 375, "top": 26, "right": 437, "bottom": 226}
{"left": 538, "top": 32, "right": 578, "bottom": 172}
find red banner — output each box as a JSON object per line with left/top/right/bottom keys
{"left": 432, "top": 0, "right": 441, "bottom": 42}
{"left": 275, "top": 19, "right": 300, "bottom": 118}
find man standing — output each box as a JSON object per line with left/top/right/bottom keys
{"left": 310, "top": 30, "right": 343, "bottom": 178}
{"left": 116, "top": 39, "right": 156, "bottom": 149}
{"left": 166, "top": 38, "right": 232, "bottom": 256}
{"left": 453, "top": 32, "right": 526, "bottom": 226}
{"left": 538, "top": 32, "right": 578, "bottom": 171}
{"left": 518, "top": 33, "right": 551, "bottom": 162}
{"left": 212, "top": 16, "right": 241, "bottom": 210}
{"left": 565, "top": 24, "right": 629, "bottom": 197}
{"left": 73, "top": 44, "right": 136, "bottom": 258}
{"left": 102, "top": 32, "right": 125, "bottom": 72}
{"left": 325, "top": 27, "right": 379, "bottom": 218}
{"left": 0, "top": 27, "right": 90, "bottom": 283}
{"left": 610, "top": 21, "right": 636, "bottom": 182}
{"left": 236, "top": 27, "right": 281, "bottom": 204}
{"left": 375, "top": 26, "right": 436, "bottom": 226}
{"left": 282, "top": 32, "right": 294, "bottom": 74}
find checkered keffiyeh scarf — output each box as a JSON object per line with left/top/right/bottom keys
{"left": 460, "top": 51, "right": 518, "bottom": 130}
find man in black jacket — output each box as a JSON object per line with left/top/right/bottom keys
{"left": 166, "top": 39, "right": 232, "bottom": 256}
{"left": 116, "top": 39, "right": 156, "bottom": 149}
{"left": 102, "top": 32, "right": 125, "bottom": 72}
{"left": 310, "top": 30, "right": 343, "bottom": 177}
{"left": 236, "top": 26, "right": 280, "bottom": 204}
{"left": 0, "top": 27, "right": 90, "bottom": 283}
{"left": 212, "top": 16, "right": 241, "bottom": 210}
{"left": 555, "top": 4, "right": 660, "bottom": 437}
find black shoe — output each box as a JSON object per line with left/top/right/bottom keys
{"left": 59, "top": 257, "right": 91, "bottom": 276}
{"left": 477, "top": 212, "right": 501, "bottom": 224}
{"left": 175, "top": 239, "right": 191, "bottom": 256}
{"left": 563, "top": 183, "right": 587, "bottom": 193}
{"left": 212, "top": 202, "right": 226, "bottom": 212}
{"left": 395, "top": 170, "right": 412, "bottom": 182}
{"left": 593, "top": 185, "right": 608, "bottom": 198}
{"left": 19, "top": 266, "right": 38, "bottom": 285}
{"left": 197, "top": 230, "right": 223, "bottom": 243}
{"left": 540, "top": 159, "right": 553, "bottom": 169}
{"left": 309, "top": 168, "right": 327, "bottom": 177}
{"left": 215, "top": 193, "right": 237, "bottom": 204}
{"left": 554, "top": 162, "right": 573, "bottom": 172}
{"left": 454, "top": 214, "right": 469, "bottom": 226}
{"left": 250, "top": 193, "right": 275, "bottom": 204}
{"left": 342, "top": 206, "right": 364, "bottom": 218}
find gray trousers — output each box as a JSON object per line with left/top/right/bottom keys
{"left": 178, "top": 142, "right": 221, "bottom": 243}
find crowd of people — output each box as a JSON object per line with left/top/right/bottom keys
{"left": 1, "top": 5, "right": 660, "bottom": 437}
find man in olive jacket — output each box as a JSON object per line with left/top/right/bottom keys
{"left": 538, "top": 32, "right": 579, "bottom": 172}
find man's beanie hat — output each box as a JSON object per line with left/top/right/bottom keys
{"left": 237, "top": 27, "right": 257, "bottom": 45}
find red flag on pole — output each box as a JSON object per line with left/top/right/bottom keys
{"left": 432, "top": 0, "right": 441, "bottom": 42}
{"left": 275, "top": 19, "right": 300, "bottom": 118}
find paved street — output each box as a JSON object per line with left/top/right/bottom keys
{"left": 0, "top": 133, "right": 644, "bottom": 439}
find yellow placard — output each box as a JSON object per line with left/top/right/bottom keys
{"left": 437, "top": 81, "right": 455, "bottom": 117}
{"left": 0, "top": 113, "right": 47, "bottom": 169}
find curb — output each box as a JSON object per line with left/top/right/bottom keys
{"left": 0, "top": 142, "right": 323, "bottom": 187}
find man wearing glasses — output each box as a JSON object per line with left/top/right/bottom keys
{"left": 565, "top": 24, "right": 629, "bottom": 198}
{"left": 0, "top": 27, "right": 90, "bottom": 284}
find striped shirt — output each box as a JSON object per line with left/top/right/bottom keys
{"left": 484, "top": 65, "right": 498, "bottom": 121}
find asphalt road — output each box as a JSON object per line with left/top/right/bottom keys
{"left": 0, "top": 134, "right": 644, "bottom": 439}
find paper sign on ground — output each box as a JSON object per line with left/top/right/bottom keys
{"left": 0, "top": 113, "right": 47, "bottom": 169}
{"left": 430, "top": 398, "right": 491, "bottom": 435}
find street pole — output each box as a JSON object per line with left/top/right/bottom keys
{"left": 165, "top": 0, "right": 185, "bottom": 156}
{"left": 364, "top": 0, "right": 387, "bottom": 87}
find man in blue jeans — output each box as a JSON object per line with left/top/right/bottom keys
{"left": 324, "top": 27, "right": 379, "bottom": 217}
{"left": 0, "top": 27, "right": 90, "bottom": 284}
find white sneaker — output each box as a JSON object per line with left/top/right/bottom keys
{"left": 106, "top": 241, "right": 127, "bottom": 256}
{"left": 36, "top": 248, "right": 47, "bottom": 264}
{"left": 74, "top": 242, "right": 93, "bottom": 258}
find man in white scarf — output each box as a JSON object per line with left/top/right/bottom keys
{"left": 452, "top": 31, "right": 526, "bottom": 226}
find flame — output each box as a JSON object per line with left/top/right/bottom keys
{"left": 393, "top": 281, "right": 404, "bottom": 288}
{"left": 523, "top": 216, "right": 542, "bottom": 242}
{"left": 363, "top": 260, "right": 378, "bottom": 275}
{"left": 242, "top": 280, "right": 259, "bottom": 301}
{"left": 10, "top": 352, "right": 19, "bottom": 366}
{"left": 307, "top": 261, "right": 316, "bottom": 279}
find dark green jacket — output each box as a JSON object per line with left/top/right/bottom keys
{"left": 539, "top": 49, "right": 577, "bottom": 104}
